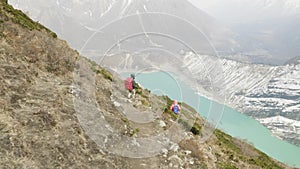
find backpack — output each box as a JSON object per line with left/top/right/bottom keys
{"left": 125, "top": 77, "right": 133, "bottom": 91}
{"left": 173, "top": 104, "right": 179, "bottom": 114}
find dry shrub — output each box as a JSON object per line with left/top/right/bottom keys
{"left": 179, "top": 139, "right": 204, "bottom": 160}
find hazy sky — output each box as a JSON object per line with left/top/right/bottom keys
{"left": 187, "top": 0, "right": 300, "bottom": 23}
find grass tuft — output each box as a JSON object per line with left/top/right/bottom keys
{"left": 1, "top": 1, "right": 57, "bottom": 38}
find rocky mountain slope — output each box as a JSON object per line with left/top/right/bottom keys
{"left": 222, "top": 57, "right": 300, "bottom": 146}
{"left": 0, "top": 1, "right": 293, "bottom": 168}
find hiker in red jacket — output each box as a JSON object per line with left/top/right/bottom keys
{"left": 125, "top": 74, "right": 136, "bottom": 99}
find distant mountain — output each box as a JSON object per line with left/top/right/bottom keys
{"left": 285, "top": 56, "right": 300, "bottom": 65}
{"left": 8, "top": 0, "right": 240, "bottom": 57}
{"left": 10, "top": 0, "right": 300, "bottom": 66}
{"left": 229, "top": 17, "right": 300, "bottom": 65}
{"left": 188, "top": 0, "right": 300, "bottom": 65}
